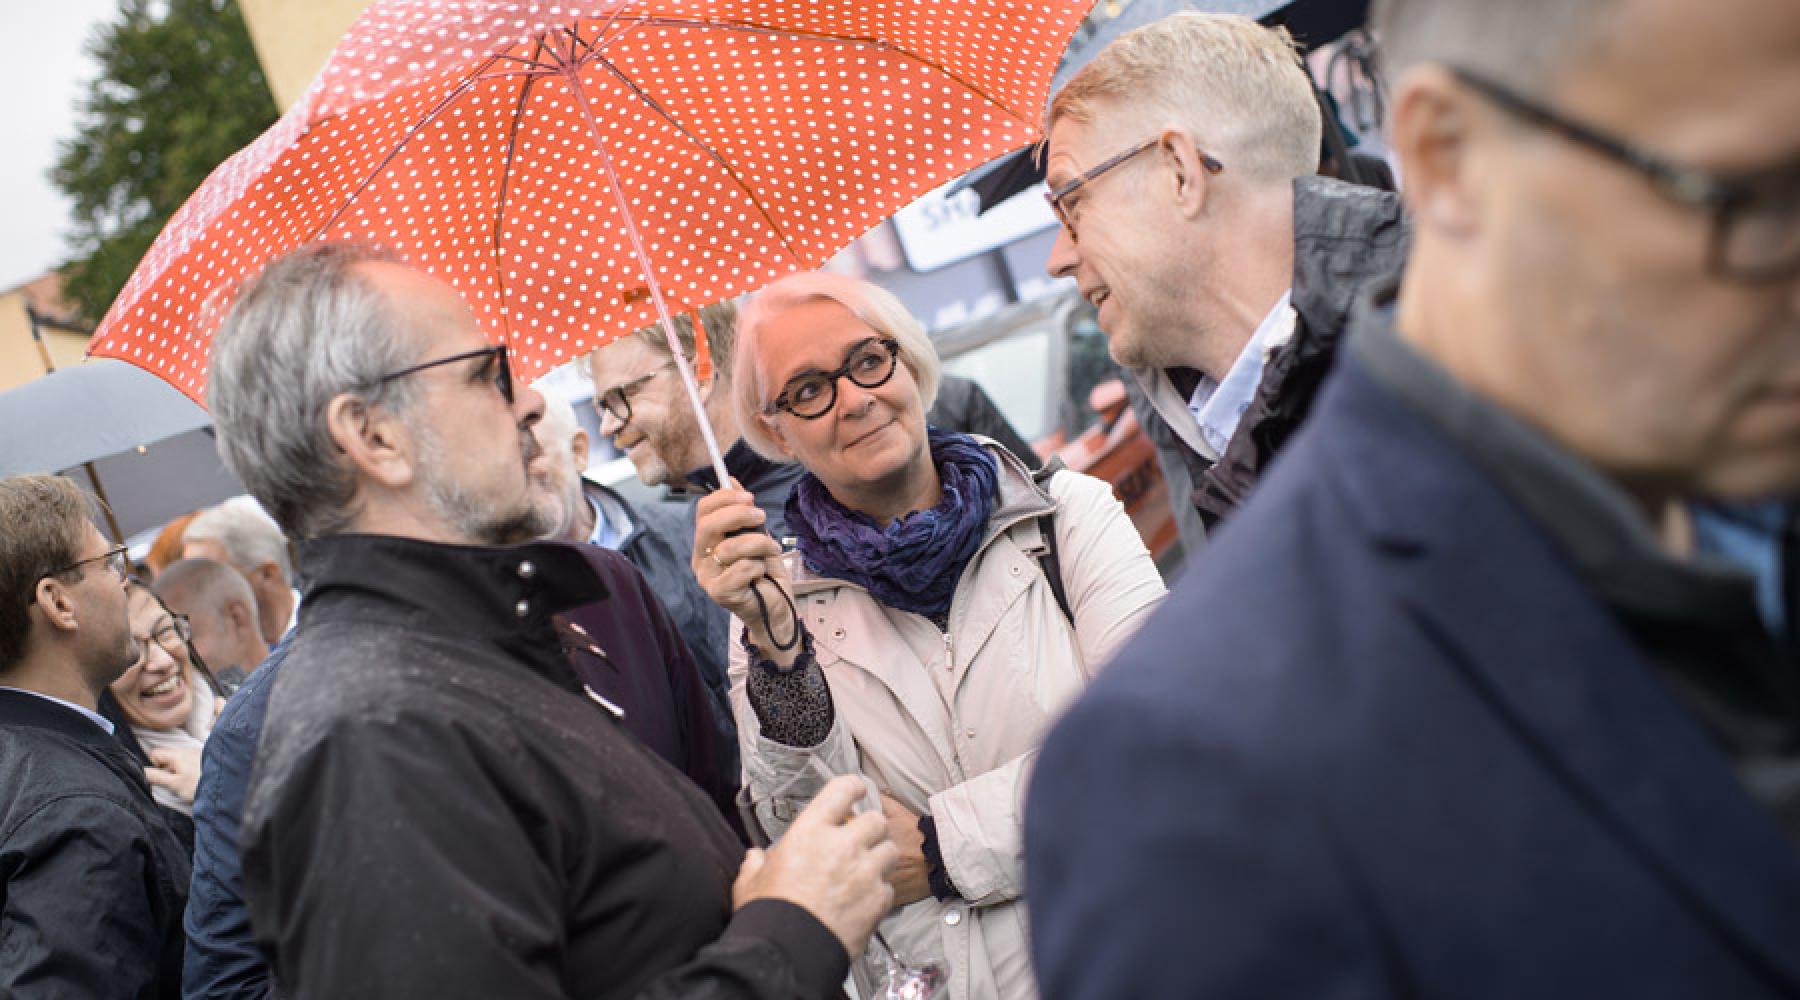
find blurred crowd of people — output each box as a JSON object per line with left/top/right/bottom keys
{"left": 3, "top": 0, "right": 1797, "bottom": 997}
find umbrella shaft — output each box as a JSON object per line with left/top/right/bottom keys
{"left": 562, "top": 63, "right": 731, "bottom": 488}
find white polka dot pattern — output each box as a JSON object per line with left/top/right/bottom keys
{"left": 86, "top": 0, "right": 1093, "bottom": 403}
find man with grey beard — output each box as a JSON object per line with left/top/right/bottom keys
{"left": 206, "top": 243, "right": 899, "bottom": 999}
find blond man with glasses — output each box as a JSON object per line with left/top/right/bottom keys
{"left": 1041, "top": 13, "right": 1408, "bottom": 538}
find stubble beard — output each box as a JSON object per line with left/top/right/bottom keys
{"left": 418, "top": 424, "right": 558, "bottom": 547}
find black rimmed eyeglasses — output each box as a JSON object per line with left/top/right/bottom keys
{"left": 1045, "top": 135, "right": 1225, "bottom": 243}
{"left": 49, "top": 544, "right": 130, "bottom": 582}
{"left": 1451, "top": 66, "right": 1800, "bottom": 284}
{"left": 373, "top": 345, "right": 515, "bottom": 403}
{"left": 593, "top": 360, "right": 677, "bottom": 425}
{"left": 763, "top": 337, "right": 901, "bottom": 420}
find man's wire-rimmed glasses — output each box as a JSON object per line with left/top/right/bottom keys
{"left": 1450, "top": 66, "right": 1800, "bottom": 284}
{"left": 593, "top": 360, "right": 677, "bottom": 425}
{"left": 373, "top": 345, "right": 515, "bottom": 403}
{"left": 762, "top": 337, "right": 900, "bottom": 420}
{"left": 1044, "top": 135, "right": 1225, "bottom": 243}
{"left": 48, "top": 544, "right": 130, "bottom": 582}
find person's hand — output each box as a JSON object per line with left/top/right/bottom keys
{"left": 145, "top": 745, "right": 204, "bottom": 804}
{"left": 880, "top": 794, "right": 932, "bottom": 907}
{"left": 732, "top": 775, "right": 899, "bottom": 958}
{"left": 694, "top": 481, "right": 796, "bottom": 644}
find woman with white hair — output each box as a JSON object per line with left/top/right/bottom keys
{"left": 694, "top": 271, "right": 1166, "bottom": 999}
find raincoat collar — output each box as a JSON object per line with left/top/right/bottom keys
{"left": 296, "top": 534, "right": 609, "bottom": 648}
{"left": 0, "top": 687, "right": 123, "bottom": 750}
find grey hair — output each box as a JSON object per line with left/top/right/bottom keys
{"left": 183, "top": 496, "right": 294, "bottom": 584}
{"left": 207, "top": 242, "right": 421, "bottom": 541}
{"left": 1371, "top": 0, "right": 1620, "bottom": 96}
{"left": 1048, "top": 13, "right": 1321, "bottom": 184}
{"left": 732, "top": 272, "right": 940, "bottom": 463}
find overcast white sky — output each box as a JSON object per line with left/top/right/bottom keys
{"left": 1, "top": 0, "right": 127, "bottom": 291}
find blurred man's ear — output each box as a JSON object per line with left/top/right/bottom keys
{"left": 226, "top": 598, "right": 259, "bottom": 640}
{"left": 570, "top": 428, "right": 591, "bottom": 473}
{"left": 249, "top": 561, "right": 285, "bottom": 593}
{"left": 1389, "top": 64, "right": 1483, "bottom": 241}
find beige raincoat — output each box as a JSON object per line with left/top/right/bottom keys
{"left": 732, "top": 446, "right": 1166, "bottom": 1000}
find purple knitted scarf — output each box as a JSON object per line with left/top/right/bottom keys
{"left": 785, "top": 428, "right": 998, "bottom": 618}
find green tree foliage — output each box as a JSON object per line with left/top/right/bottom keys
{"left": 52, "top": 0, "right": 279, "bottom": 322}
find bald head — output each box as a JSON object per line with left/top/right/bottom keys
{"left": 154, "top": 558, "right": 270, "bottom": 677}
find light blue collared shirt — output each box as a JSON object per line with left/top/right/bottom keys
{"left": 1187, "top": 290, "right": 1297, "bottom": 458}
{"left": 0, "top": 686, "right": 115, "bottom": 735}
{"left": 586, "top": 493, "right": 631, "bottom": 552}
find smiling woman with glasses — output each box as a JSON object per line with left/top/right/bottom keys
{"left": 105, "top": 580, "right": 223, "bottom": 818}
{"left": 689, "top": 270, "right": 1168, "bottom": 998}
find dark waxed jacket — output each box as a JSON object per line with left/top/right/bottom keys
{"left": 0, "top": 688, "right": 191, "bottom": 999}
{"left": 241, "top": 534, "right": 848, "bottom": 1000}
{"left": 1147, "top": 176, "right": 1409, "bottom": 532}
{"left": 560, "top": 539, "right": 741, "bottom": 834}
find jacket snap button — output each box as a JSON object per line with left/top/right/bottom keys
{"left": 1009, "top": 565, "right": 1020, "bottom": 576}
{"left": 517, "top": 560, "right": 536, "bottom": 579}
{"left": 514, "top": 599, "right": 531, "bottom": 618}
{"left": 833, "top": 628, "right": 846, "bottom": 640}
{"left": 965, "top": 728, "right": 976, "bottom": 739}
{"left": 944, "top": 909, "right": 963, "bottom": 926}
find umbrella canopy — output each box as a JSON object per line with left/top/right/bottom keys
{"left": 87, "top": 0, "right": 1095, "bottom": 413}
{"left": 0, "top": 360, "right": 244, "bottom": 540}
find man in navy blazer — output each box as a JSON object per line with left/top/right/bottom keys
{"left": 1026, "top": 0, "right": 1800, "bottom": 996}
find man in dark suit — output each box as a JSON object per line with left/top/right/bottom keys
{"left": 1026, "top": 0, "right": 1800, "bottom": 996}
{"left": 0, "top": 475, "right": 191, "bottom": 997}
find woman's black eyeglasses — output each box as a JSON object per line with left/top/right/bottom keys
{"left": 1451, "top": 66, "right": 1800, "bottom": 284}
{"left": 593, "top": 361, "right": 676, "bottom": 424}
{"left": 763, "top": 337, "right": 901, "bottom": 420}
{"left": 48, "top": 544, "right": 130, "bottom": 581}
{"left": 373, "top": 345, "right": 514, "bottom": 403}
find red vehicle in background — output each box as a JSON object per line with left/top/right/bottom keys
{"left": 933, "top": 289, "right": 1186, "bottom": 577}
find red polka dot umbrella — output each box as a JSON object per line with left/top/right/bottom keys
{"left": 86, "top": 0, "right": 1093, "bottom": 481}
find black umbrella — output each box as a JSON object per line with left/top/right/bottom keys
{"left": 954, "top": 0, "right": 1372, "bottom": 213}
{"left": 0, "top": 360, "right": 244, "bottom": 541}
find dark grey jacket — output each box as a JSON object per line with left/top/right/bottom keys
{"left": 0, "top": 689, "right": 191, "bottom": 999}
{"left": 589, "top": 478, "right": 732, "bottom": 712}
{"left": 1189, "top": 176, "right": 1409, "bottom": 529}
{"left": 241, "top": 535, "right": 849, "bottom": 1000}
{"left": 928, "top": 374, "right": 1038, "bottom": 468}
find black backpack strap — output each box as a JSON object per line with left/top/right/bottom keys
{"left": 1030, "top": 457, "right": 1075, "bottom": 628}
